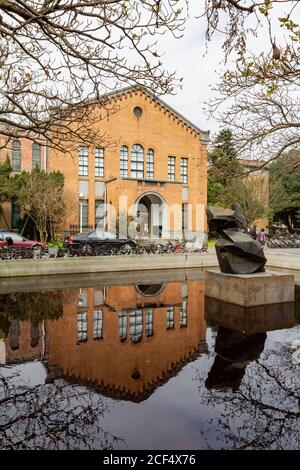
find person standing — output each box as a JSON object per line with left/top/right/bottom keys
{"left": 257, "top": 228, "right": 267, "bottom": 246}
{"left": 250, "top": 225, "right": 257, "bottom": 239}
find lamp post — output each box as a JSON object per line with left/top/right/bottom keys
{"left": 77, "top": 192, "right": 87, "bottom": 233}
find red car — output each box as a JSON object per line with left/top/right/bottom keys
{"left": 0, "top": 231, "right": 47, "bottom": 253}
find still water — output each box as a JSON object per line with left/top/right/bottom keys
{"left": 0, "top": 270, "right": 299, "bottom": 450}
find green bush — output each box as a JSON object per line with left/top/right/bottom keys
{"left": 47, "top": 241, "right": 65, "bottom": 249}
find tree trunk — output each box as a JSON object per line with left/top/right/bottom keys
{"left": 0, "top": 204, "right": 10, "bottom": 229}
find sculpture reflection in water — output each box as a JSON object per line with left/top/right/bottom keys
{"left": 205, "top": 297, "right": 295, "bottom": 390}
{"left": 206, "top": 204, "right": 267, "bottom": 274}
{"left": 198, "top": 297, "right": 299, "bottom": 450}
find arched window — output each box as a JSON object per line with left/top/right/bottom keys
{"left": 32, "top": 143, "right": 41, "bottom": 169}
{"left": 146, "top": 149, "right": 154, "bottom": 179}
{"left": 11, "top": 140, "right": 21, "bottom": 172}
{"left": 120, "top": 145, "right": 128, "bottom": 177}
{"left": 131, "top": 144, "right": 144, "bottom": 179}
{"left": 129, "top": 309, "right": 143, "bottom": 343}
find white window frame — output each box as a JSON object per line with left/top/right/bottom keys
{"left": 129, "top": 309, "right": 143, "bottom": 343}
{"left": 95, "top": 148, "right": 104, "bottom": 177}
{"left": 79, "top": 147, "right": 88, "bottom": 176}
{"left": 32, "top": 143, "right": 41, "bottom": 169}
{"left": 179, "top": 300, "right": 187, "bottom": 327}
{"left": 131, "top": 144, "right": 144, "bottom": 179}
{"left": 77, "top": 311, "right": 87, "bottom": 343}
{"left": 145, "top": 308, "right": 154, "bottom": 337}
{"left": 168, "top": 156, "right": 176, "bottom": 182}
{"left": 166, "top": 306, "right": 175, "bottom": 329}
{"left": 119, "top": 311, "right": 127, "bottom": 342}
{"left": 120, "top": 145, "right": 128, "bottom": 177}
{"left": 180, "top": 158, "right": 188, "bottom": 184}
{"left": 146, "top": 149, "right": 154, "bottom": 179}
{"left": 12, "top": 140, "right": 21, "bottom": 172}
{"left": 93, "top": 309, "right": 103, "bottom": 339}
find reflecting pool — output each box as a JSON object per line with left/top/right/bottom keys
{"left": 0, "top": 270, "right": 299, "bottom": 450}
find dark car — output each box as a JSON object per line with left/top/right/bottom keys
{"left": 65, "top": 230, "right": 137, "bottom": 255}
{"left": 0, "top": 231, "right": 48, "bottom": 253}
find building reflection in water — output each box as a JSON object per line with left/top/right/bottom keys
{"left": 204, "top": 297, "right": 295, "bottom": 390}
{"left": 45, "top": 280, "right": 207, "bottom": 402}
{"left": 0, "top": 279, "right": 208, "bottom": 401}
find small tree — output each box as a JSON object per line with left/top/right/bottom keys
{"left": 0, "top": 156, "right": 13, "bottom": 228}
{"left": 220, "top": 175, "right": 268, "bottom": 227}
{"left": 269, "top": 150, "right": 300, "bottom": 231}
{"left": 18, "top": 170, "right": 65, "bottom": 243}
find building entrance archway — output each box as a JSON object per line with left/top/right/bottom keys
{"left": 136, "top": 193, "right": 166, "bottom": 239}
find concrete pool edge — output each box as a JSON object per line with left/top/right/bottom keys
{"left": 0, "top": 250, "right": 299, "bottom": 278}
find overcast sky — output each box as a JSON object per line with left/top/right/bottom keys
{"left": 161, "top": 2, "right": 222, "bottom": 136}
{"left": 158, "top": 0, "right": 293, "bottom": 138}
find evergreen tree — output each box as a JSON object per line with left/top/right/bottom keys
{"left": 208, "top": 129, "right": 242, "bottom": 204}
{"left": 0, "top": 157, "right": 13, "bottom": 202}
{"left": 269, "top": 151, "right": 300, "bottom": 231}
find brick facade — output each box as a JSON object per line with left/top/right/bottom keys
{"left": 0, "top": 86, "right": 209, "bottom": 239}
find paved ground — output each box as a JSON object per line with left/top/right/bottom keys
{"left": 265, "top": 248, "right": 300, "bottom": 255}
{"left": 209, "top": 247, "right": 300, "bottom": 256}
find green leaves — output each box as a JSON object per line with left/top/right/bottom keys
{"left": 267, "top": 83, "right": 278, "bottom": 96}
{"left": 259, "top": 1, "right": 273, "bottom": 16}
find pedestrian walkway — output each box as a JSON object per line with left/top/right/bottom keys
{"left": 266, "top": 248, "right": 300, "bottom": 256}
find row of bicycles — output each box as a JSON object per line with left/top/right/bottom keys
{"left": 0, "top": 240, "right": 208, "bottom": 260}
{"left": 0, "top": 245, "right": 46, "bottom": 260}
{"left": 266, "top": 234, "right": 300, "bottom": 249}
{"left": 68, "top": 240, "right": 208, "bottom": 257}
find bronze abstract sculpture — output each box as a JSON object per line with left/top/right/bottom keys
{"left": 206, "top": 204, "right": 267, "bottom": 274}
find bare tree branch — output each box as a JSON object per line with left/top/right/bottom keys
{"left": 0, "top": 0, "right": 187, "bottom": 150}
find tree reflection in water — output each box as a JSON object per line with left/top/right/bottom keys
{"left": 0, "top": 291, "right": 65, "bottom": 335}
{"left": 0, "top": 366, "right": 126, "bottom": 450}
{"left": 197, "top": 326, "right": 300, "bottom": 450}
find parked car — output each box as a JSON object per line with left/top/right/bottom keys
{"left": 65, "top": 230, "right": 137, "bottom": 255}
{"left": 0, "top": 230, "right": 48, "bottom": 254}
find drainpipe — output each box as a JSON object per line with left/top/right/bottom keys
{"left": 104, "top": 185, "right": 107, "bottom": 231}
{"left": 43, "top": 139, "right": 47, "bottom": 171}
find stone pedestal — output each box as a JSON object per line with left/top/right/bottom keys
{"left": 204, "top": 296, "right": 295, "bottom": 334}
{"left": 205, "top": 270, "right": 294, "bottom": 307}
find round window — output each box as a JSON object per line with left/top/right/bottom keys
{"left": 133, "top": 106, "right": 142, "bottom": 118}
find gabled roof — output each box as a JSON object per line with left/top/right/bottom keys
{"left": 60, "top": 340, "right": 208, "bottom": 403}
{"left": 89, "top": 85, "right": 210, "bottom": 144}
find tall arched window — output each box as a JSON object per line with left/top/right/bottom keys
{"left": 32, "top": 143, "right": 41, "bottom": 169}
{"left": 120, "top": 145, "right": 128, "bottom": 177}
{"left": 129, "top": 309, "right": 143, "bottom": 343}
{"left": 119, "top": 311, "right": 127, "bottom": 342}
{"left": 146, "top": 148, "right": 154, "bottom": 179}
{"left": 131, "top": 144, "right": 144, "bottom": 179}
{"left": 11, "top": 140, "right": 21, "bottom": 172}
